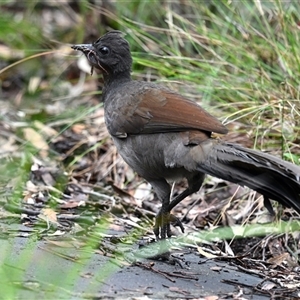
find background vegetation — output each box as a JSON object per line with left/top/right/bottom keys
{"left": 0, "top": 0, "right": 299, "bottom": 298}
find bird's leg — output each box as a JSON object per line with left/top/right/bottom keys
{"left": 150, "top": 179, "right": 174, "bottom": 239}
{"left": 152, "top": 173, "right": 205, "bottom": 239}
{"left": 155, "top": 187, "right": 196, "bottom": 239}
{"left": 168, "top": 173, "right": 205, "bottom": 211}
{"left": 166, "top": 173, "right": 205, "bottom": 237}
{"left": 153, "top": 198, "right": 170, "bottom": 239}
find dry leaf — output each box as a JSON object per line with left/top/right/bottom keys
{"left": 23, "top": 127, "right": 49, "bottom": 157}
{"left": 39, "top": 208, "right": 57, "bottom": 223}
{"left": 60, "top": 200, "right": 86, "bottom": 209}
{"left": 34, "top": 120, "right": 58, "bottom": 137}
{"left": 267, "top": 253, "right": 289, "bottom": 266}
{"left": 72, "top": 123, "right": 86, "bottom": 134}
{"left": 197, "top": 247, "right": 218, "bottom": 259}
{"left": 205, "top": 296, "right": 219, "bottom": 300}
{"left": 26, "top": 180, "right": 39, "bottom": 193}
{"left": 261, "top": 282, "right": 276, "bottom": 290}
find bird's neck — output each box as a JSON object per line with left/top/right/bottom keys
{"left": 103, "top": 71, "right": 131, "bottom": 92}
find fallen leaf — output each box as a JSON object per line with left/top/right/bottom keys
{"left": 39, "top": 208, "right": 57, "bottom": 223}
{"left": 261, "top": 282, "right": 276, "bottom": 290}
{"left": 60, "top": 200, "right": 86, "bottom": 209}
{"left": 23, "top": 127, "right": 49, "bottom": 157}
{"left": 34, "top": 120, "right": 58, "bottom": 137}
{"left": 197, "top": 247, "right": 218, "bottom": 259}
{"left": 72, "top": 123, "right": 86, "bottom": 134}
{"left": 205, "top": 296, "right": 219, "bottom": 300}
{"left": 267, "top": 253, "right": 289, "bottom": 266}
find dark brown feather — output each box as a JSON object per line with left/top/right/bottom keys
{"left": 114, "top": 87, "right": 228, "bottom": 137}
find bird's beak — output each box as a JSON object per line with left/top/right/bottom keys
{"left": 71, "top": 43, "right": 106, "bottom": 75}
{"left": 71, "top": 44, "right": 93, "bottom": 53}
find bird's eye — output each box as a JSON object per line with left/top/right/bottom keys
{"left": 99, "top": 46, "right": 110, "bottom": 55}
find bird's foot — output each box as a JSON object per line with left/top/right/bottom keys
{"left": 153, "top": 211, "right": 185, "bottom": 240}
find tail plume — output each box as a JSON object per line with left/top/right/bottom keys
{"left": 200, "top": 142, "right": 300, "bottom": 213}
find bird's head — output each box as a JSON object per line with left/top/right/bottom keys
{"left": 72, "top": 31, "right": 132, "bottom": 76}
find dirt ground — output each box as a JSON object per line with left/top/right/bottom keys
{"left": 3, "top": 216, "right": 300, "bottom": 300}
{"left": 4, "top": 235, "right": 272, "bottom": 299}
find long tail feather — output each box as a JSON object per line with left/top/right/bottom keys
{"left": 200, "top": 142, "right": 300, "bottom": 213}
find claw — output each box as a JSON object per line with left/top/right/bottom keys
{"left": 154, "top": 212, "right": 185, "bottom": 239}
{"left": 169, "top": 214, "right": 185, "bottom": 233}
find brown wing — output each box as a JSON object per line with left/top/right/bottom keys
{"left": 112, "top": 87, "right": 228, "bottom": 137}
